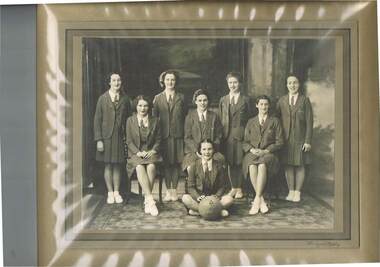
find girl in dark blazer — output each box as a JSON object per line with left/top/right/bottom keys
{"left": 152, "top": 70, "right": 185, "bottom": 202}
{"left": 126, "top": 95, "right": 162, "bottom": 216}
{"left": 93, "top": 72, "right": 132, "bottom": 204}
{"left": 219, "top": 72, "right": 253, "bottom": 199}
{"left": 182, "top": 89, "right": 224, "bottom": 172}
{"left": 276, "top": 75, "right": 313, "bottom": 202}
{"left": 182, "top": 139, "right": 233, "bottom": 217}
{"left": 242, "top": 95, "right": 284, "bottom": 214}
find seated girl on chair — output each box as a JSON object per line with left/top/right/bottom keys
{"left": 126, "top": 95, "right": 163, "bottom": 216}
{"left": 242, "top": 95, "right": 284, "bottom": 215}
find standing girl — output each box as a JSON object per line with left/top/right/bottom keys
{"left": 219, "top": 72, "right": 252, "bottom": 199}
{"left": 152, "top": 70, "right": 185, "bottom": 202}
{"left": 277, "top": 75, "right": 313, "bottom": 202}
{"left": 182, "top": 89, "right": 224, "bottom": 173}
{"left": 94, "top": 72, "right": 132, "bottom": 204}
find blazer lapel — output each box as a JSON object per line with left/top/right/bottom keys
{"left": 192, "top": 111, "right": 201, "bottom": 136}
{"left": 261, "top": 116, "right": 270, "bottom": 133}
{"left": 146, "top": 116, "right": 155, "bottom": 139}
{"left": 105, "top": 92, "right": 114, "bottom": 109}
{"left": 231, "top": 95, "right": 244, "bottom": 115}
{"left": 170, "top": 93, "right": 180, "bottom": 112}
{"left": 209, "top": 160, "right": 217, "bottom": 187}
{"left": 292, "top": 95, "right": 304, "bottom": 111}
{"left": 132, "top": 115, "right": 140, "bottom": 140}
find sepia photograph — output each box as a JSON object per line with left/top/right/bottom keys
{"left": 36, "top": 1, "right": 380, "bottom": 265}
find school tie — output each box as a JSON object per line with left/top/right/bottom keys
{"left": 230, "top": 96, "right": 235, "bottom": 105}
{"left": 204, "top": 162, "right": 211, "bottom": 191}
{"left": 291, "top": 95, "right": 295, "bottom": 106}
{"left": 260, "top": 118, "right": 264, "bottom": 126}
{"left": 139, "top": 118, "right": 145, "bottom": 129}
{"left": 201, "top": 113, "right": 206, "bottom": 122}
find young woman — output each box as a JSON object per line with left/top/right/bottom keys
{"left": 93, "top": 72, "right": 132, "bottom": 204}
{"left": 152, "top": 70, "right": 185, "bottom": 202}
{"left": 126, "top": 95, "right": 162, "bottom": 216}
{"left": 219, "top": 72, "right": 252, "bottom": 199}
{"left": 242, "top": 95, "right": 284, "bottom": 214}
{"left": 276, "top": 75, "right": 314, "bottom": 202}
{"left": 182, "top": 89, "right": 224, "bottom": 173}
{"left": 182, "top": 139, "right": 233, "bottom": 217}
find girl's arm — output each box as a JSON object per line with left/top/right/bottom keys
{"left": 93, "top": 96, "right": 103, "bottom": 141}
{"left": 126, "top": 118, "right": 140, "bottom": 155}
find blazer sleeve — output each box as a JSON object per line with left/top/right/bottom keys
{"left": 93, "top": 96, "right": 103, "bottom": 141}
{"left": 304, "top": 97, "right": 313, "bottom": 144}
{"left": 187, "top": 164, "right": 200, "bottom": 199}
{"left": 266, "top": 118, "right": 284, "bottom": 153}
{"left": 126, "top": 117, "right": 140, "bottom": 155}
{"left": 151, "top": 118, "right": 162, "bottom": 153}
{"left": 152, "top": 95, "right": 159, "bottom": 117}
{"left": 184, "top": 114, "right": 197, "bottom": 153}
{"left": 242, "top": 120, "right": 253, "bottom": 153}
{"left": 213, "top": 114, "right": 223, "bottom": 146}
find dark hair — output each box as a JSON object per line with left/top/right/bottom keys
{"left": 192, "top": 89, "right": 210, "bottom": 104}
{"left": 105, "top": 72, "right": 122, "bottom": 84}
{"left": 226, "top": 71, "right": 243, "bottom": 83}
{"left": 159, "top": 70, "right": 180, "bottom": 88}
{"left": 255, "top": 95, "right": 271, "bottom": 105}
{"left": 133, "top": 95, "right": 151, "bottom": 110}
{"left": 197, "top": 139, "right": 215, "bottom": 154}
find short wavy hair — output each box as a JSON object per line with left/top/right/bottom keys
{"left": 225, "top": 71, "right": 243, "bottom": 83}
{"left": 133, "top": 95, "right": 152, "bottom": 111}
{"left": 158, "top": 69, "right": 180, "bottom": 88}
{"left": 192, "top": 89, "right": 210, "bottom": 104}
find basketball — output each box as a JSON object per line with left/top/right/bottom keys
{"left": 198, "top": 195, "right": 223, "bottom": 221}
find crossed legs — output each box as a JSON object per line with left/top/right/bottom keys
{"left": 248, "top": 163, "right": 269, "bottom": 214}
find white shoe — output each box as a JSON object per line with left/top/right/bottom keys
{"left": 259, "top": 197, "right": 269, "bottom": 214}
{"left": 149, "top": 203, "right": 159, "bottom": 216}
{"left": 249, "top": 197, "right": 260, "bottom": 215}
{"left": 235, "top": 188, "right": 243, "bottom": 199}
{"left": 145, "top": 196, "right": 159, "bottom": 216}
{"left": 113, "top": 191, "right": 123, "bottom": 204}
{"left": 188, "top": 209, "right": 199, "bottom": 216}
{"left": 286, "top": 190, "right": 295, "bottom": 201}
{"left": 107, "top": 192, "right": 115, "bottom": 204}
{"left": 171, "top": 189, "right": 178, "bottom": 201}
{"left": 293, "top": 191, "right": 301, "bottom": 202}
{"left": 163, "top": 190, "right": 171, "bottom": 202}
{"left": 221, "top": 209, "right": 229, "bottom": 217}
{"left": 228, "top": 188, "right": 237, "bottom": 197}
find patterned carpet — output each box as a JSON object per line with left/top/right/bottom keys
{"left": 86, "top": 194, "right": 333, "bottom": 230}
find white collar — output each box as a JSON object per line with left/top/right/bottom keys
{"left": 136, "top": 115, "right": 149, "bottom": 127}
{"left": 289, "top": 93, "right": 299, "bottom": 105}
{"left": 197, "top": 110, "right": 207, "bottom": 121}
{"left": 258, "top": 114, "right": 268, "bottom": 122}
{"left": 229, "top": 92, "right": 240, "bottom": 104}
{"left": 165, "top": 90, "right": 175, "bottom": 101}
{"left": 201, "top": 158, "right": 213, "bottom": 171}
{"left": 108, "top": 90, "right": 120, "bottom": 102}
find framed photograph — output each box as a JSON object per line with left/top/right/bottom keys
{"left": 37, "top": 1, "right": 379, "bottom": 265}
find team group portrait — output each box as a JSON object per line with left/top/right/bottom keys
{"left": 81, "top": 37, "right": 336, "bottom": 230}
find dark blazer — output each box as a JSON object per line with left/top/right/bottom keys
{"left": 187, "top": 159, "right": 228, "bottom": 199}
{"left": 93, "top": 91, "right": 132, "bottom": 141}
{"left": 152, "top": 91, "right": 185, "bottom": 139}
{"left": 126, "top": 114, "right": 161, "bottom": 154}
{"left": 242, "top": 116, "right": 284, "bottom": 153}
{"left": 276, "top": 94, "right": 313, "bottom": 144}
{"left": 219, "top": 94, "right": 252, "bottom": 140}
{"left": 184, "top": 109, "right": 223, "bottom": 154}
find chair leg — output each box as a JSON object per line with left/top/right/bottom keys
{"left": 138, "top": 183, "right": 144, "bottom": 208}
{"left": 159, "top": 176, "right": 163, "bottom": 204}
